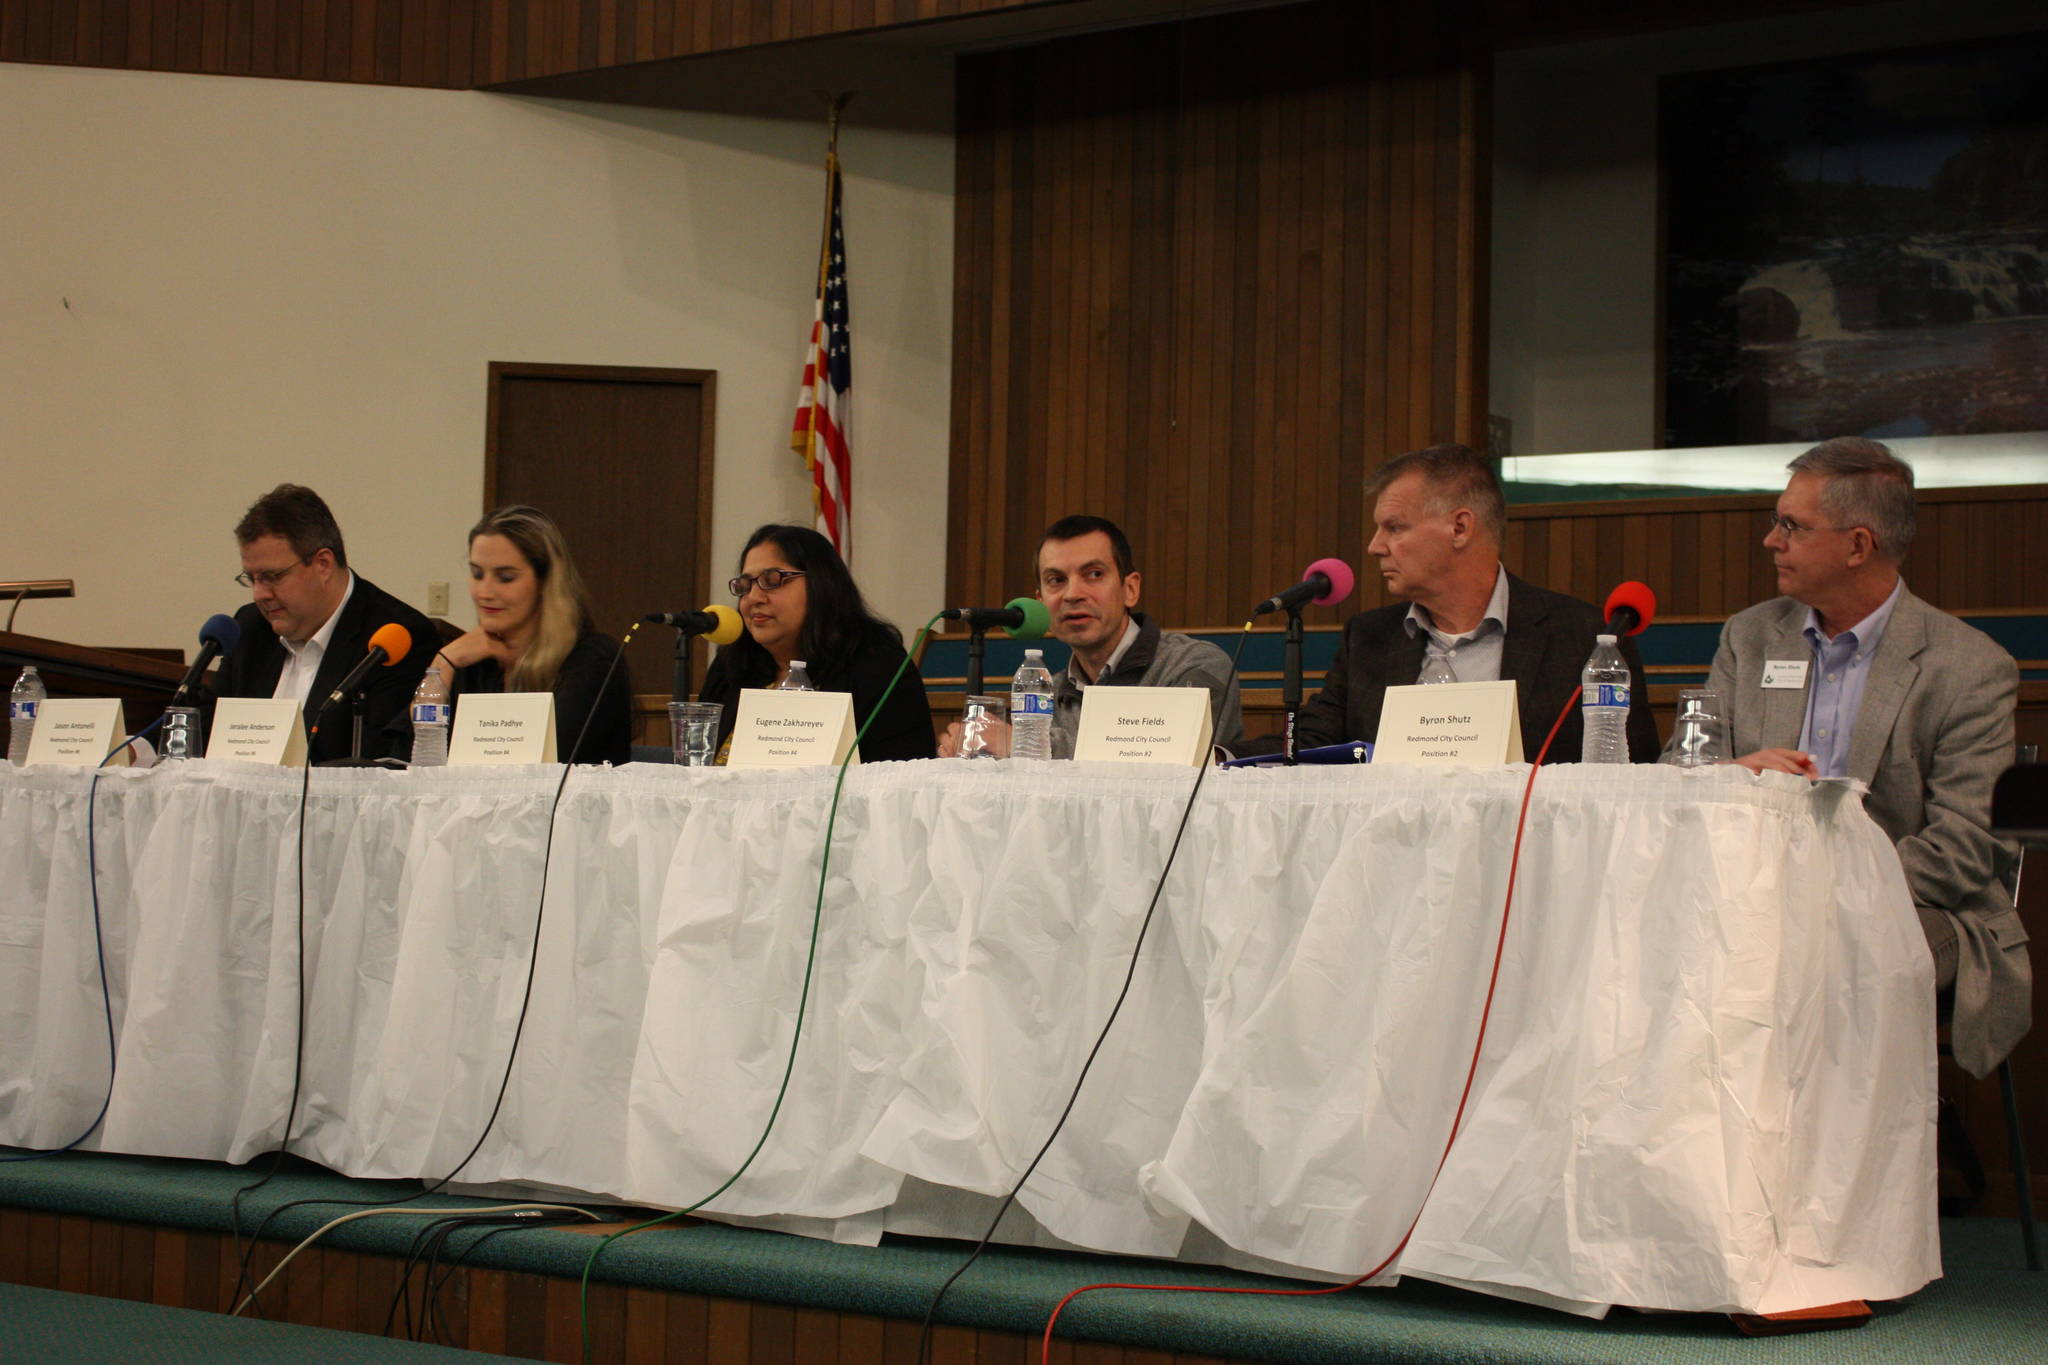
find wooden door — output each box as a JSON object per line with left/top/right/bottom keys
{"left": 484, "top": 363, "right": 716, "bottom": 715}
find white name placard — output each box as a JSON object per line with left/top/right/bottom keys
{"left": 449, "top": 693, "right": 558, "bottom": 765}
{"left": 1073, "top": 686, "right": 1215, "bottom": 766}
{"left": 24, "top": 698, "right": 130, "bottom": 767}
{"left": 1373, "top": 680, "right": 1524, "bottom": 766}
{"left": 727, "top": 689, "right": 859, "bottom": 769}
{"left": 209, "top": 698, "right": 308, "bottom": 765}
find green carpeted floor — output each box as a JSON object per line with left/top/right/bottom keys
{"left": 2, "top": 1148, "right": 2044, "bottom": 1362}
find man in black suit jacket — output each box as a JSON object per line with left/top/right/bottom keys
{"left": 214, "top": 484, "right": 439, "bottom": 764}
{"left": 1295, "top": 445, "right": 1659, "bottom": 762}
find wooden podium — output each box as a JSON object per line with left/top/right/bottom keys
{"left": 0, "top": 630, "right": 189, "bottom": 737}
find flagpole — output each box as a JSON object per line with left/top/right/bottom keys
{"left": 814, "top": 93, "right": 848, "bottom": 296}
{"left": 795, "top": 93, "right": 856, "bottom": 559}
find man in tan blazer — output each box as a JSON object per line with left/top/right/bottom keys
{"left": 1705, "top": 438, "right": 2029, "bottom": 1075}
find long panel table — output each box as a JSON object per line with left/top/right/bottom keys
{"left": 0, "top": 759, "right": 1937, "bottom": 1316}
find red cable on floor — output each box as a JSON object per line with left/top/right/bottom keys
{"left": 1038, "top": 688, "right": 1584, "bottom": 1362}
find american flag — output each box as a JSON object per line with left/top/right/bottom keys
{"left": 791, "top": 150, "right": 852, "bottom": 556}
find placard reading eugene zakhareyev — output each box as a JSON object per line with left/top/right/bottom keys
{"left": 727, "top": 689, "right": 859, "bottom": 769}
{"left": 209, "top": 697, "right": 308, "bottom": 765}
{"left": 1073, "top": 686, "right": 1214, "bottom": 766}
{"left": 448, "top": 693, "right": 558, "bottom": 765}
{"left": 1373, "top": 680, "right": 1524, "bottom": 766}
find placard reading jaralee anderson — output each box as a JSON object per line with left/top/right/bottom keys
{"left": 210, "top": 697, "right": 308, "bottom": 765}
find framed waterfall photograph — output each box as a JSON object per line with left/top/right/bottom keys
{"left": 1660, "top": 32, "right": 2048, "bottom": 449}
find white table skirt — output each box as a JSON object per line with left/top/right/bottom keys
{"left": 0, "top": 758, "right": 1937, "bottom": 1315}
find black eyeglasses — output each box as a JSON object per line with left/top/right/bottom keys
{"left": 1763, "top": 513, "right": 1853, "bottom": 539}
{"left": 234, "top": 553, "right": 317, "bottom": 589}
{"left": 729, "top": 568, "right": 807, "bottom": 596}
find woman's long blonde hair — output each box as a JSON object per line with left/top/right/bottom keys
{"left": 469, "top": 505, "right": 594, "bottom": 692}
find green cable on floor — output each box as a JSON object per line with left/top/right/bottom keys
{"left": 577, "top": 612, "right": 945, "bottom": 1363}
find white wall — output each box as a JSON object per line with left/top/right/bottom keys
{"left": 1488, "top": 0, "right": 2043, "bottom": 456}
{"left": 0, "top": 62, "right": 954, "bottom": 654}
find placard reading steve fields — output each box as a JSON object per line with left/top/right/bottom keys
{"left": 1073, "top": 686, "right": 1214, "bottom": 766}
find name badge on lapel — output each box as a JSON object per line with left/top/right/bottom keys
{"left": 1762, "top": 659, "right": 1809, "bottom": 690}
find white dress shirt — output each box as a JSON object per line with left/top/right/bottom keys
{"left": 272, "top": 573, "right": 356, "bottom": 707}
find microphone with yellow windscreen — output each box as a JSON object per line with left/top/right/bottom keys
{"left": 644, "top": 606, "right": 743, "bottom": 645}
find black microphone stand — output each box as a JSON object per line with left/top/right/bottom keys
{"left": 964, "top": 625, "right": 990, "bottom": 699}
{"left": 1281, "top": 605, "right": 1305, "bottom": 764}
{"left": 671, "top": 628, "right": 691, "bottom": 705}
{"left": 350, "top": 691, "right": 367, "bottom": 761}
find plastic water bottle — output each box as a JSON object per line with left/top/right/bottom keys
{"left": 1010, "top": 649, "right": 1055, "bottom": 760}
{"left": 9, "top": 667, "right": 46, "bottom": 765}
{"left": 778, "top": 660, "right": 816, "bottom": 692}
{"left": 410, "top": 670, "right": 451, "bottom": 767}
{"left": 1579, "top": 634, "right": 1631, "bottom": 764}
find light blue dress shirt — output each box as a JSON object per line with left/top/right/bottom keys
{"left": 1798, "top": 578, "right": 1903, "bottom": 778}
{"left": 1402, "top": 565, "right": 1509, "bottom": 683}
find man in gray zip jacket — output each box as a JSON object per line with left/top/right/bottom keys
{"left": 939, "top": 515, "right": 1243, "bottom": 757}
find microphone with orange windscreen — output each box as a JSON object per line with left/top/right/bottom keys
{"left": 312, "top": 622, "right": 415, "bottom": 727}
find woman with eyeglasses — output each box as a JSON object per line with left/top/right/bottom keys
{"left": 698, "top": 524, "right": 936, "bottom": 762}
{"left": 390, "top": 505, "right": 634, "bottom": 765}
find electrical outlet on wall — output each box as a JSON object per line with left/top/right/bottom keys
{"left": 427, "top": 581, "right": 450, "bottom": 616}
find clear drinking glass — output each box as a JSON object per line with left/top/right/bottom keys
{"left": 1662, "top": 688, "right": 1731, "bottom": 767}
{"left": 958, "top": 695, "right": 1007, "bottom": 759}
{"left": 159, "top": 706, "right": 204, "bottom": 762}
{"left": 669, "top": 701, "right": 725, "bottom": 766}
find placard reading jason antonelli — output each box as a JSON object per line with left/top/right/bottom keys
{"left": 449, "top": 693, "right": 559, "bottom": 765}
{"left": 24, "top": 698, "right": 130, "bottom": 767}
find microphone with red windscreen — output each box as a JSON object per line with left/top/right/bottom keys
{"left": 314, "top": 622, "right": 415, "bottom": 724}
{"left": 1603, "top": 581, "right": 1657, "bottom": 637}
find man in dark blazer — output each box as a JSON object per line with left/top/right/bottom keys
{"left": 1707, "top": 439, "right": 2028, "bottom": 1075}
{"left": 214, "top": 484, "right": 439, "bottom": 764}
{"left": 1294, "top": 444, "right": 1658, "bottom": 761}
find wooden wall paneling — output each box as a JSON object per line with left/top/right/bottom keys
{"left": 464, "top": 1265, "right": 509, "bottom": 1351}
{"left": 2, "top": 0, "right": 27, "bottom": 60}
{"left": 1503, "top": 488, "right": 2048, "bottom": 618}
{"left": 322, "top": 1249, "right": 359, "bottom": 1331}
{"left": 86, "top": 1218, "right": 121, "bottom": 1298}
{"left": 1096, "top": 41, "right": 1128, "bottom": 530}
{"left": 1226, "top": 57, "right": 1262, "bottom": 625}
{"left": 948, "top": 1, "right": 1484, "bottom": 626}
{"left": 1042, "top": 53, "right": 1074, "bottom": 536}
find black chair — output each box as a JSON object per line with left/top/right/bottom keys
{"left": 1947, "top": 742, "right": 2041, "bottom": 1270}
